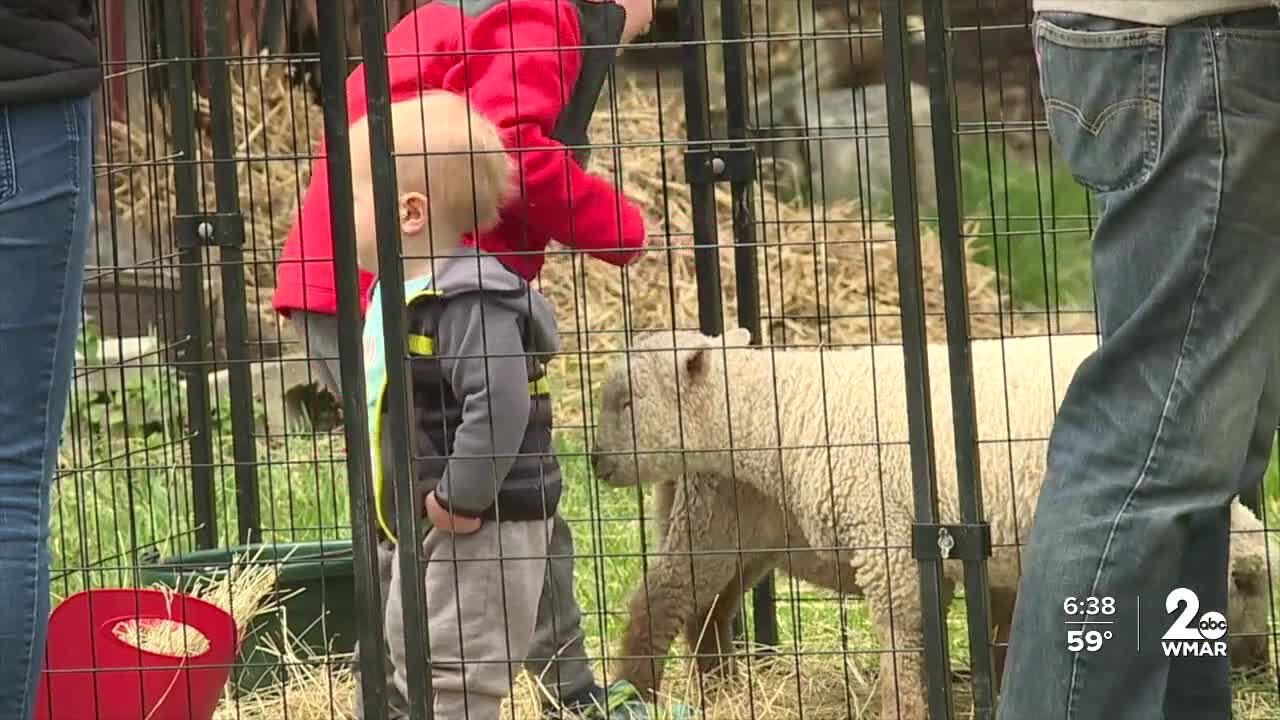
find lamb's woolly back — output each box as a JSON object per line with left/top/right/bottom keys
{"left": 597, "top": 329, "right": 1104, "bottom": 552}
{"left": 717, "top": 333, "right": 1100, "bottom": 529}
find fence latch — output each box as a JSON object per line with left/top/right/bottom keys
{"left": 684, "top": 147, "right": 756, "bottom": 185}
{"left": 175, "top": 212, "right": 245, "bottom": 249}
{"left": 911, "top": 522, "right": 992, "bottom": 562}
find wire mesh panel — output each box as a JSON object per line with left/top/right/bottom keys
{"left": 35, "top": 1, "right": 1280, "bottom": 720}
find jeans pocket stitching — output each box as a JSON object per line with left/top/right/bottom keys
{"left": 1145, "top": 51, "right": 1164, "bottom": 185}
{"left": 1039, "top": 36, "right": 1166, "bottom": 194}
{"left": 1035, "top": 15, "right": 1167, "bottom": 48}
{"left": 0, "top": 107, "right": 14, "bottom": 204}
{"left": 1044, "top": 97, "right": 1160, "bottom": 137}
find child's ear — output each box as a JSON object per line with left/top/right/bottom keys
{"left": 400, "top": 192, "right": 429, "bottom": 236}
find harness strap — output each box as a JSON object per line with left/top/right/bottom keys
{"left": 407, "top": 332, "right": 552, "bottom": 396}
{"left": 369, "top": 284, "right": 552, "bottom": 545}
{"left": 367, "top": 283, "right": 442, "bottom": 543}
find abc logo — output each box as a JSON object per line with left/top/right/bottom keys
{"left": 1162, "top": 588, "right": 1228, "bottom": 641}
{"left": 1197, "top": 611, "right": 1227, "bottom": 641}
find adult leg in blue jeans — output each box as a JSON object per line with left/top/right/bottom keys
{"left": 997, "top": 9, "right": 1280, "bottom": 720}
{"left": 0, "top": 95, "right": 94, "bottom": 718}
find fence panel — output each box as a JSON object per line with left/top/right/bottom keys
{"left": 919, "top": 3, "right": 996, "bottom": 719}
{"left": 879, "top": 2, "right": 962, "bottom": 717}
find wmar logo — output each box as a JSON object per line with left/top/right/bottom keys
{"left": 1161, "top": 587, "right": 1227, "bottom": 658}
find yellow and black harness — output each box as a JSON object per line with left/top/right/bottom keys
{"left": 363, "top": 277, "right": 551, "bottom": 543}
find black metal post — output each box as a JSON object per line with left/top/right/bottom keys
{"left": 314, "top": 1, "right": 392, "bottom": 717}
{"left": 163, "top": 0, "right": 217, "bottom": 551}
{"left": 353, "top": 3, "right": 432, "bottom": 719}
{"left": 923, "top": 3, "right": 996, "bottom": 718}
{"left": 882, "top": 1, "right": 955, "bottom": 718}
{"left": 716, "top": 0, "right": 777, "bottom": 652}
{"left": 202, "top": 0, "right": 262, "bottom": 545}
{"left": 677, "top": 0, "right": 740, "bottom": 649}
{"left": 678, "top": 0, "right": 724, "bottom": 337}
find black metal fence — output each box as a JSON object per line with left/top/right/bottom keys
{"left": 46, "top": 1, "right": 1278, "bottom": 719}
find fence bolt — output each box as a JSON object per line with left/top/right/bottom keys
{"left": 197, "top": 221, "right": 215, "bottom": 242}
{"left": 937, "top": 527, "right": 955, "bottom": 560}
{"left": 684, "top": 148, "right": 755, "bottom": 184}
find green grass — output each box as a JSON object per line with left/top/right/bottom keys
{"left": 957, "top": 134, "right": 1096, "bottom": 313}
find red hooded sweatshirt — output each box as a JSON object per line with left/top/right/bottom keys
{"left": 272, "top": 0, "right": 647, "bottom": 317}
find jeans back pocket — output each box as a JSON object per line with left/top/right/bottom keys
{"left": 1034, "top": 14, "right": 1166, "bottom": 194}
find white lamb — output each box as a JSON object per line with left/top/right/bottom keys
{"left": 589, "top": 328, "right": 1276, "bottom": 720}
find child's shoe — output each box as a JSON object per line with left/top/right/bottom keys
{"left": 551, "top": 681, "right": 693, "bottom": 720}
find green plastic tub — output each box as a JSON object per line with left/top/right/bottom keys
{"left": 139, "top": 540, "right": 357, "bottom": 695}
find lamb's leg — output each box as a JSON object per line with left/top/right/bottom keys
{"left": 654, "top": 476, "right": 744, "bottom": 676}
{"left": 617, "top": 480, "right": 741, "bottom": 699}
{"left": 618, "top": 550, "right": 741, "bottom": 698}
{"left": 684, "top": 575, "right": 744, "bottom": 679}
{"left": 858, "top": 547, "right": 928, "bottom": 720}
{"left": 685, "top": 553, "right": 779, "bottom": 679}
{"left": 988, "top": 587, "right": 1017, "bottom": 696}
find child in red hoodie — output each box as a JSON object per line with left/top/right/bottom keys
{"left": 273, "top": 0, "right": 650, "bottom": 359}
{"left": 272, "top": 2, "right": 676, "bottom": 719}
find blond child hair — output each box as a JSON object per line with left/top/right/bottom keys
{"left": 350, "top": 90, "right": 514, "bottom": 276}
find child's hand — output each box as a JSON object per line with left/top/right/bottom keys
{"left": 425, "top": 491, "right": 483, "bottom": 535}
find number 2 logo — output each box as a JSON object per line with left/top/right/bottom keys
{"left": 1163, "top": 587, "right": 1201, "bottom": 640}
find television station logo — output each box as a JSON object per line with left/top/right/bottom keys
{"left": 1161, "top": 587, "right": 1227, "bottom": 658}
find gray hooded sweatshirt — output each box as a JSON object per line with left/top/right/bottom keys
{"left": 373, "top": 249, "right": 561, "bottom": 535}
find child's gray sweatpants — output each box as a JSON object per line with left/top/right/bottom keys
{"left": 350, "top": 515, "right": 597, "bottom": 720}
{"left": 389, "top": 518, "right": 550, "bottom": 720}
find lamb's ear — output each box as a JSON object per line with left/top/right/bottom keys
{"left": 724, "top": 326, "right": 752, "bottom": 347}
{"left": 676, "top": 334, "right": 717, "bottom": 382}
{"left": 679, "top": 345, "right": 710, "bottom": 381}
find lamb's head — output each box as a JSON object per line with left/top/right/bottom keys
{"left": 589, "top": 327, "right": 752, "bottom": 487}
{"left": 1227, "top": 499, "right": 1274, "bottom": 672}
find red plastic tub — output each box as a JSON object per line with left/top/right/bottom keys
{"left": 32, "top": 588, "right": 238, "bottom": 720}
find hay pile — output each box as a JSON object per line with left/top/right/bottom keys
{"left": 212, "top": 643, "right": 894, "bottom": 720}
{"left": 111, "top": 548, "right": 286, "bottom": 659}
{"left": 208, "top": 590, "right": 903, "bottom": 720}
{"left": 155, "top": 566, "right": 1273, "bottom": 720}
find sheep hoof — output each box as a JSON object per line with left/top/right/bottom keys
{"left": 693, "top": 654, "right": 736, "bottom": 680}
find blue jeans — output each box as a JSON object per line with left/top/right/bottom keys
{"left": 997, "top": 9, "right": 1280, "bottom": 719}
{"left": 0, "top": 95, "right": 94, "bottom": 718}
